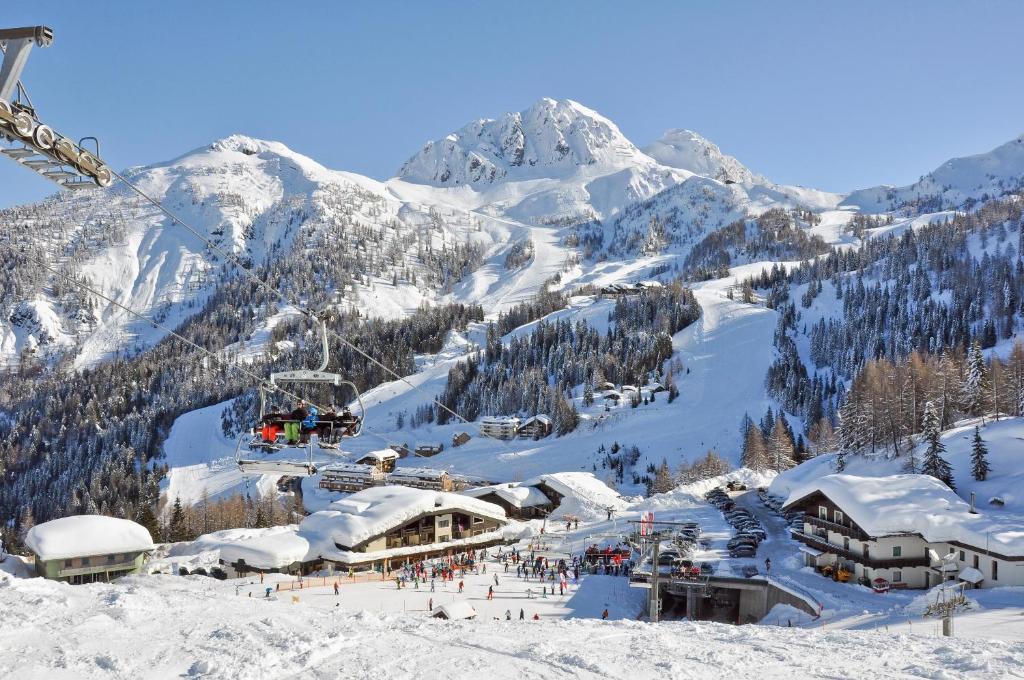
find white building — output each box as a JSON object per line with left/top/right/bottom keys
{"left": 387, "top": 466, "right": 454, "bottom": 491}
{"left": 319, "top": 463, "right": 385, "bottom": 493}
{"left": 784, "top": 474, "right": 1024, "bottom": 589}
{"left": 480, "top": 416, "right": 521, "bottom": 440}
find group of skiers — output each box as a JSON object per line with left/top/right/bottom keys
{"left": 259, "top": 399, "right": 359, "bottom": 445}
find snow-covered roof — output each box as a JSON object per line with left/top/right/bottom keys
{"left": 432, "top": 601, "right": 477, "bottom": 619}
{"left": 482, "top": 416, "right": 520, "bottom": 424}
{"left": 189, "top": 526, "right": 309, "bottom": 569}
{"left": 522, "top": 414, "right": 552, "bottom": 426}
{"left": 784, "top": 474, "right": 1024, "bottom": 556}
{"left": 495, "top": 486, "right": 552, "bottom": 509}
{"left": 298, "top": 486, "right": 508, "bottom": 550}
{"left": 416, "top": 442, "right": 443, "bottom": 449}
{"left": 322, "top": 463, "right": 380, "bottom": 476}
{"left": 522, "top": 472, "right": 627, "bottom": 520}
{"left": 388, "top": 467, "right": 449, "bottom": 480}
{"left": 25, "top": 515, "right": 154, "bottom": 561}
{"left": 355, "top": 449, "right": 398, "bottom": 463}
{"left": 958, "top": 567, "right": 984, "bottom": 584}
{"left": 462, "top": 483, "right": 552, "bottom": 509}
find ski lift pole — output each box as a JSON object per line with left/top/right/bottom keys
{"left": 649, "top": 537, "right": 661, "bottom": 623}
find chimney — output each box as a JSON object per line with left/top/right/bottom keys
{"left": 969, "top": 492, "right": 978, "bottom": 514}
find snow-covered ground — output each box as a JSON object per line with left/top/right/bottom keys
{"left": 4, "top": 490, "right": 1024, "bottom": 679}
{"left": 4, "top": 569, "right": 1020, "bottom": 679}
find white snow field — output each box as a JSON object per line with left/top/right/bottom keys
{"left": 3, "top": 510, "right": 1024, "bottom": 680}
{"left": 2, "top": 575, "right": 1022, "bottom": 680}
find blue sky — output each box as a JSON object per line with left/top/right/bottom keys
{"left": 2, "top": 1, "right": 1023, "bottom": 207}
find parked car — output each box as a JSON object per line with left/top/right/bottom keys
{"left": 742, "top": 564, "right": 759, "bottom": 578}
{"left": 730, "top": 546, "right": 757, "bottom": 558}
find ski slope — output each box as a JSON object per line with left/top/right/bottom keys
{"left": 161, "top": 260, "right": 787, "bottom": 503}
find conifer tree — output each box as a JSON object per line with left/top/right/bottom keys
{"left": 970, "top": 426, "right": 991, "bottom": 481}
{"left": 169, "top": 496, "right": 187, "bottom": 543}
{"left": 921, "top": 401, "right": 955, "bottom": 489}
{"left": 651, "top": 458, "right": 676, "bottom": 494}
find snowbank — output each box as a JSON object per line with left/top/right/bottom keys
{"left": 24, "top": 515, "right": 154, "bottom": 561}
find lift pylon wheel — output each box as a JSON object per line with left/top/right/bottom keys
{"left": 32, "top": 123, "right": 54, "bottom": 149}
{"left": 11, "top": 110, "right": 32, "bottom": 137}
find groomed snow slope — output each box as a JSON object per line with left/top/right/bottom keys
{"left": 0, "top": 575, "right": 1019, "bottom": 679}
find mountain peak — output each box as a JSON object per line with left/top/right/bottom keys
{"left": 643, "top": 128, "right": 762, "bottom": 185}
{"left": 397, "top": 97, "right": 651, "bottom": 186}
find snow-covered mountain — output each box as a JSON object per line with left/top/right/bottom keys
{"left": 643, "top": 128, "right": 765, "bottom": 186}
{"left": 6, "top": 96, "right": 1024, "bottom": 375}
{"left": 0, "top": 135, "right": 510, "bottom": 367}
{"left": 843, "top": 134, "right": 1024, "bottom": 213}
{"left": 394, "top": 97, "right": 687, "bottom": 225}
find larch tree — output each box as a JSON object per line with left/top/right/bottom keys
{"left": 741, "top": 423, "right": 770, "bottom": 471}
{"left": 769, "top": 416, "right": 796, "bottom": 471}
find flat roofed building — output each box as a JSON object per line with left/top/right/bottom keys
{"left": 25, "top": 515, "right": 154, "bottom": 584}
{"left": 387, "top": 466, "right": 453, "bottom": 492}
{"left": 319, "top": 463, "right": 385, "bottom": 493}
{"left": 480, "top": 416, "right": 520, "bottom": 440}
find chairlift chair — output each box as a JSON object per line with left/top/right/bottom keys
{"left": 236, "top": 317, "right": 365, "bottom": 476}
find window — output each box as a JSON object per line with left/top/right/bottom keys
{"left": 437, "top": 519, "right": 450, "bottom": 528}
{"left": 948, "top": 547, "right": 955, "bottom": 555}
{"left": 107, "top": 554, "right": 116, "bottom": 563}
{"left": 843, "top": 537, "right": 850, "bottom": 550}
{"left": 892, "top": 570, "right": 903, "bottom": 583}
{"left": 81, "top": 557, "right": 90, "bottom": 566}
{"left": 959, "top": 550, "right": 965, "bottom": 561}
{"left": 834, "top": 510, "right": 844, "bottom": 524}
{"left": 818, "top": 506, "right": 828, "bottom": 520}
{"left": 473, "top": 517, "right": 484, "bottom": 525}
{"left": 973, "top": 554, "right": 979, "bottom": 569}
{"left": 892, "top": 546, "right": 902, "bottom": 557}
{"left": 992, "top": 560, "right": 999, "bottom": 581}
{"left": 64, "top": 559, "right": 73, "bottom": 568}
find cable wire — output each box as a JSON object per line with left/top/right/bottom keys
{"left": 108, "top": 167, "right": 496, "bottom": 435}
{"left": 31, "top": 255, "right": 391, "bottom": 450}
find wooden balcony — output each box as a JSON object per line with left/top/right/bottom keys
{"left": 804, "top": 515, "right": 866, "bottom": 540}
{"left": 791, "top": 530, "right": 930, "bottom": 569}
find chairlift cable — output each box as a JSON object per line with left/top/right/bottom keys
{"left": 106, "top": 168, "right": 524, "bottom": 454}
{"left": 28, "top": 255, "right": 390, "bottom": 447}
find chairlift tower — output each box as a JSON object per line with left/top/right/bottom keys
{"left": 0, "top": 26, "right": 113, "bottom": 188}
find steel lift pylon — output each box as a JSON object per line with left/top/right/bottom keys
{"left": 0, "top": 25, "right": 112, "bottom": 189}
